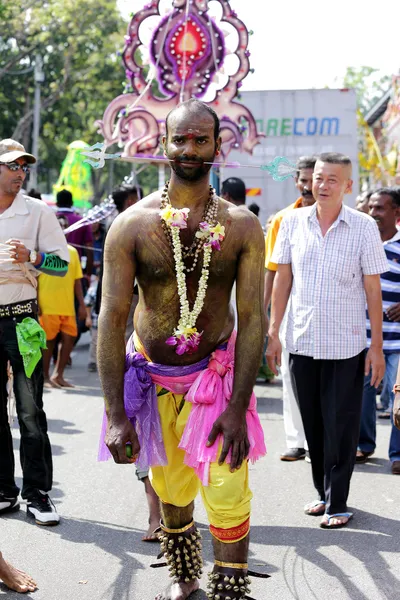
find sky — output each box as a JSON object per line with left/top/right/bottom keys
{"left": 117, "top": 0, "right": 399, "bottom": 91}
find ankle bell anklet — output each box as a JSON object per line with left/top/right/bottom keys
{"left": 151, "top": 521, "right": 203, "bottom": 584}
{"left": 207, "top": 562, "right": 270, "bottom": 600}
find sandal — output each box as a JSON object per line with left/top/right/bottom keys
{"left": 355, "top": 450, "right": 374, "bottom": 463}
{"left": 304, "top": 500, "right": 326, "bottom": 516}
{"left": 320, "top": 512, "right": 353, "bottom": 529}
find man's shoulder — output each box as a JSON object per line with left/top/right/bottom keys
{"left": 219, "top": 199, "right": 263, "bottom": 236}
{"left": 22, "top": 194, "right": 53, "bottom": 215}
{"left": 343, "top": 204, "right": 373, "bottom": 224}
{"left": 118, "top": 192, "right": 161, "bottom": 222}
{"left": 107, "top": 192, "right": 162, "bottom": 239}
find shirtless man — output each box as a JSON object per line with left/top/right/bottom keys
{"left": 0, "top": 551, "right": 37, "bottom": 593}
{"left": 98, "top": 99, "right": 266, "bottom": 600}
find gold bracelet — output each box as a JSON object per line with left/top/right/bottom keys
{"left": 160, "top": 520, "right": 194, "bottom": 534}
{"left": 214, "top": 560, "right": 248, "bottom": 569}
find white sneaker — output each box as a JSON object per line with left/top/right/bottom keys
{"left": 0, "top": 494, "right": 19, "bottom": 514}
{"left": 26, "top": 491, "right": 60, "bottom": 526}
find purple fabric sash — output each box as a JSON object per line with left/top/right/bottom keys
{"left": 98, "top": 337, "right": 215, "bottom": 469}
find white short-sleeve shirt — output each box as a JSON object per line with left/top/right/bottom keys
{"left": 271, "top": 203, "right": 389, "bottom": 360}
{"left": 0, "top": 192, "right": 70, "bottom": 305}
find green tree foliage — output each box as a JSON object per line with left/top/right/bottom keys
{"left": 339, "top": 66, "right": 391, "bottom": 114}
{"left": 0, "top": 0, "right": 159, "bottom": 199}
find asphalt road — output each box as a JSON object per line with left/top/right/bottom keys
{"left": 1, "top": 334, "right": 399, "bottom": 600}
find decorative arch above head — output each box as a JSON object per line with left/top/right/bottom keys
{"left": 96, "top": 0, "right": 264, "bottom": 161}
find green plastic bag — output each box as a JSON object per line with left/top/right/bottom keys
{"left": 15, "top": 317, "right": 47, "bottom": 378}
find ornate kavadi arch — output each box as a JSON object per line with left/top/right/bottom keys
{"left": 96, "top": 0, "right": 264, "bottom": 161}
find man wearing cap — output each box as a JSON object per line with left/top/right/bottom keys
{"left": 0, "top": 139, "right": 69, "bottom": 526}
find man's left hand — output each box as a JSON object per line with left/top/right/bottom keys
{"left": 206, "top": 404, "right": 250, "bottom": 472}
{"left": 6, "top": 239, "right": 30, "bottom": 263}
{"left": 365, "top": 346, "right": 385, "bottom": 388}
{"left": 386, "top": 303, "right": 400, "bottom": 322}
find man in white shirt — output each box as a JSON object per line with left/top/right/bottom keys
{"left": 267, "top": 153, "right": 388, "bottom": 528}
{"left": 0, "top": 139, "right": 69, "bottom": 526}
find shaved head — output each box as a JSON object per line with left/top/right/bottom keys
{"left": 165, "top": 99, "right": 220, "bottom": 141}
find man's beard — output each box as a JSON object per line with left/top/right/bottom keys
{"left": 167, "top": 152, "right": 216, "bottom": 182}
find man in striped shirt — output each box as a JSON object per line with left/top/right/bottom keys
{"left": 267, "top": 153, "right": 388, "bottom": 528}
{"left": 357, "top": 188, "right": 400, "bottom": 475}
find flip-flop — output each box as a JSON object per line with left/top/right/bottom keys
{"left": 320, "top": 512, "right": 353, "bottom": 529}
{"left": 304, "top": 500, "right": 326, "bottom": 516}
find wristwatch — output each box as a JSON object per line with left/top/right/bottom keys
{"left": 29, "top": 250, "right": 38, "bottom": 264}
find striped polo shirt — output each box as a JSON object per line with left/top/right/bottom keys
{"left": 366, "top": 230, "right": 400, "bottom": 352}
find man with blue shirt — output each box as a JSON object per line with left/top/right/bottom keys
{"left": 357, "top": 188, "right": 400, "bottom": 475}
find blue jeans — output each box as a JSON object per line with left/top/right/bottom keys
{"left": 359, "top": 351, "right": 400, "bottom": 462}
{"left": 0, "top": 316, "right": 53, "bottom": 498}
{"left": 379, "top": 371, "right": 391, "bottom": 411}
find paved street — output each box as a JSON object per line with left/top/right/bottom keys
{"left": 1, "top": 334, "right": 399, "bottom": 600}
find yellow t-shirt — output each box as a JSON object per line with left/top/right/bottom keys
{"left": 264, "top": 197, "right": 304, "bottom": 271}
{"left": 38, "top": 245, "right": 83, "bottom": 316}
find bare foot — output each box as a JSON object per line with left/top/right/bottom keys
{"left": 320, "top": 513, "right": 353, "bottom": 529}
{"left": 50, "top": 376, "right": 75, "bottom": 388}
{"left": 44, "top": 378, "right": 61, "bottom": 389}
{"left": 155, "top": 579, "right": 199, "bottom": 600}
{"left": 142, "top": 519, "right": 161, "bottom": 542}
{"left": 304, "top": 501, "right": 326, "bottom": 515}
{"left": 0, "top": 552, "right": 37, "bottom": 593}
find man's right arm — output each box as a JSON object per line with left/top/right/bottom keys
{"left": 266, "top": 264, "right": 293, "bottom": 374}
{"left": 97, "top": 213, "right": 137, "bottom": 464}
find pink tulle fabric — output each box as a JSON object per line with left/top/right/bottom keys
{"left": 176, "top": 331, "right": 266, "bottom": 485}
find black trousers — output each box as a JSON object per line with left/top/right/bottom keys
{"left": 0, "top": 316, "right": 53, "bottom": 499}
{"left": 289, "top": 351, "right": 365, "bottom": 515}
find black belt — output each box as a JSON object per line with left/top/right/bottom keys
{"left": 0, "top": 299, "right": 38, "bottom": 319}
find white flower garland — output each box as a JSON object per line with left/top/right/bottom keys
{"left": 160, "top": 205, "right": 225, "bottom": 354}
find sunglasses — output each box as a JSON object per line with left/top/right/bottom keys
{"left": 3, "top": 162, "right": 31, "bottom": 174}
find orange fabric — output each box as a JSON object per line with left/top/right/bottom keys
{"left": 39, "top": 314, "right": 77, "bottom": 340}
{"left": 209, "top": 517, "right": 250, "bottom": 543}
{"left": 264, "top": 197, "right": 304, "bottom": 271}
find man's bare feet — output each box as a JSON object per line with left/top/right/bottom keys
{"left": 320, "top": 512, "right": 353, "bottom": 529}
{"left": 44, "top": 378, "right": 61, "bottom": 389}
{"left": 0, "top": 552, "right": 37, "bottom": 593}
{"left": 304, "top": 500, "right": 326, "bottom": 516}
{"left": 50, "top": 376, "right": 75, "bottom": 388}
{"left": 142, "top": 518, "right": 161, "bottom": 542}
{"left": 155, "top": 579, "right": 199, "bottom": 600}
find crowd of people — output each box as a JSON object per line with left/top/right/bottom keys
{"left": 0, "top": 99, "right": 400, "bottom": 598}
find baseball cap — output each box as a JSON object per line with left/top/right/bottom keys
{"left": 0, "top": 139, "right": 36, "bottom": 164}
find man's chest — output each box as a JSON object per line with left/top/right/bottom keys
{"left": 0, "top": 215, "right": 39, "bottom": 247}
{"left": 135, "top": 225, "right": 237, "bottom": 284}
{"left": 290, "top": 222, "right": 363, "bottom": 282}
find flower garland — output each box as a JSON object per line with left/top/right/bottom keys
{"left": 160, "top": 201, "right": 225, "bottom": 355}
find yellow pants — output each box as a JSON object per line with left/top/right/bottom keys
{"left": 150, "top": 387, "right": 252, "bottom": 543}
